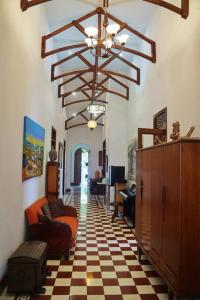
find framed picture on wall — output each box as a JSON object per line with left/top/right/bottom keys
{"left": 58, "top": 142, "right": 63, "bottom": 169}
{"left": 22, "top": 116, "right": 45, "bottom": 181}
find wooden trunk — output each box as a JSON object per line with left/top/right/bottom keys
{"left": 7, "top": 241, "right": 48, "bottom": 294}
{"left": 135, "top": 138, "right": 200, "bottom": 297}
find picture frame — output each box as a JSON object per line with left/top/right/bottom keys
{"left": 22, "top": 116, "right": 45, "bottom": 181}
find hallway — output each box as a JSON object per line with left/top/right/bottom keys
{"left": 31, "top": 187, "right": 168, "bottom": 300}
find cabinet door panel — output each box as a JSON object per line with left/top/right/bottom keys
{"left": 141, "top": 149, "right": 152, "bottom": 252}
{"left": 163, "top": 143, "right": 180, "bottom": 276}
{"left": 151, "top": 147, "right": 163, "bottom": 260}
{"left": 135, "top": 151, "right": 143, "bottom": 244}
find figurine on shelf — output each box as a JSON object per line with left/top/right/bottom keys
{"left": 154, "top": 135, "right": 163, "bottom": 145}
{"left": 170, "top": 121, "right": 180, "bottom": 140}
{"left": 49, "top": 147, "right": 57, "bottom": 162}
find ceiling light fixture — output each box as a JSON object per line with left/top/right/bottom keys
{"left": 87, "top": 101, "right": 106, "bottom": 115}
{"left": 84, "top": 1, "right": 129, "bottom": 59}
{"left": 87, "top": 119, "right": 97, "bottom": 130}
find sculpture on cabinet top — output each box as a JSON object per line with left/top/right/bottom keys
{"left": 170, "top": 122, "right": 196, "bottom": 140}
{"left": 170, "top": 121, "right": 180, "bottom": 141}
{"left": 49, "top": 147, "right": 57, "bottom": 162}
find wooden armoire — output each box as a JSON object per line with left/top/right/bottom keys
{"left": 46, "top": 162, "right": 60, "bottom": 201}
{"left": 136, "top": 138, "right": 200, "bottom": 298}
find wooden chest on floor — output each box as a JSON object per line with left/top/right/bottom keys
{"left": 7, "top": 240, "right": 48, "bottom": 294}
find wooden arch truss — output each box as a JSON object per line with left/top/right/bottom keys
{"left": 21, "top": 0, "right": 189, "bottom": 19}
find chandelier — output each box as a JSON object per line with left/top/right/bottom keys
{"left": 87, "top": 119, "right": 97, "bottom": 130}
{"left": 84, "top": 1, "right": 129, "bottom": 59}
{"left": 87, "top": 101, "right": 106, "bottom": 115}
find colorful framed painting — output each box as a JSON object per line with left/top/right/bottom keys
{"left": 22, "top": 116, "right": 45, "bottom": 181}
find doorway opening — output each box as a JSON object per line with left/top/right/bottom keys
{"left": 74, "top": 148, "right": 89, "bottom": 186}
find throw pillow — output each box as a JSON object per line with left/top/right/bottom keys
{"left": 42, "top": 203, "right": 52, "bottom": 219}
{"left": 57, "top": 198, "right": 64, "bottom": 207}
{"left": 48, "top": 199, "right": 65, "bottom": 218}
{"left": 38, "top": 213, "right": 50, "bottom": 223}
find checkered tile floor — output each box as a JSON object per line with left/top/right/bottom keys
{"left": 2, "top": 186, "right": 169, "bottom": 300}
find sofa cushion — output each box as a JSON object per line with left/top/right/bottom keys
{"left": 53, "top": 216, "right": 78, "bottom": 241}
{"left": 26, "top": 197, "right": 48, "bottom": 225}
{"left": 48, "top": 200, "right": 65, "bottom": 218}
{"left": 42, "top": 203, "right": 52, "bottom": 219}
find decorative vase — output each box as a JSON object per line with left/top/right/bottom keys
{"left": 49, "top": 148, "right": 57, "bottom": 162}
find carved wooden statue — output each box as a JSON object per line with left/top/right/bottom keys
{"left": 170, "top": 121, "right": 180, "bottom": 140}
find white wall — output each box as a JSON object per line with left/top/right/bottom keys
{"left": 66, "top": 126, "right": 103, "bottom": 188}
{"left": 128, "top": 1, "right": 200, "bottom": 145}
{"left": 104, "top": 87, "right": 128, "bottom": 203}
{"left": 0, "top": 1, "right": 66, "bottom": 280}
{"left": 106, "top": 94, "right": 128, "bottom": 174}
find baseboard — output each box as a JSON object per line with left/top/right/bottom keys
{"left": 0, "top": 274, "right": 7, "bottom": 295}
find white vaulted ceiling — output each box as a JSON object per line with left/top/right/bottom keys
{"left": 41, "top": 0, "right": 178, "bottom": 127}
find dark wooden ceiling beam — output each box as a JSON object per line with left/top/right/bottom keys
{"left": 62, "top": 99, "right": 108, "bottom": 108}
{"left": 51, "top": 47, "right": 89, "bottom": 81}
{"left": 72, "top": 20, "right": 88, "bottom": 37}
{"left": 21, "top": 0, "right": 189, "bottom": 19}
{"left": 108, "top": 49, "right": 140, "bottom": 72}
{"left": 76, "top": 52, "right": 94, "bottom": 69}
{"left": 52, "top": 47, "right": 88, "bottom": 68}
{"left": 60, "top": 79, "right": 94, "bottom": 98}
{"left": 41, "top": 43, "right": 87, "bottom": 59}
{"left": 80, "top": 113, "right": 89, "bottom": 122}
{"left": 101, "top": 70, "right": 139, "bottom": 84}
{"left": 143, "top": 0, "right": 189, "bottom": 19}
{"left": 82, "top": 90, "right": 91, "bottom": 99}
{"left": 95, "top": 113, "right": 105, "bottom": 121}
{"left": 53, "top": 68, "right": 92, "bottom": 81}
{"left": 41, "top": 9, "right": 97, "bottom": 57}
{"left": 66, "top": 107, "right": 87, "bottom": 123}
{"left": 65, "top": 122, "right": 104, "bottom": 130}
{"left": 96, "top": 83, "right": 128, "bottom": 100}
{"left": 106, "top": 74, "right": 129, "bottom": 99}
{"left": 21, "top": 0, "right": 52, "bottom": 11}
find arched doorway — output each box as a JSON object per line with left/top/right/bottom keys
{"left": 73, "top": 147, "right": 89, "bottom": 186}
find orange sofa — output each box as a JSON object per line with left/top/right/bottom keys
{"left": 25, "top": 197, "right": 78, "bottom": 258}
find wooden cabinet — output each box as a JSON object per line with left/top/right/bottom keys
{"left": 136, "top": 138, "right": 200, "bottom": 297}
{"left": 46, "top": 162, "right": 60, "bottom": 201}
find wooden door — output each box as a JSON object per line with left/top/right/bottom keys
{"left": 162, "top": 143, "right": 180, "bottom": 276}
{"left": 74, "top": 148, "right": 82, "bottom": 185}
{"left": 150, "top": 146, "right": 163, "bottom": 261}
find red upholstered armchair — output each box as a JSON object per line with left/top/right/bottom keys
{"left": 25, "top": 197, "right": 78, "bottom": 258}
